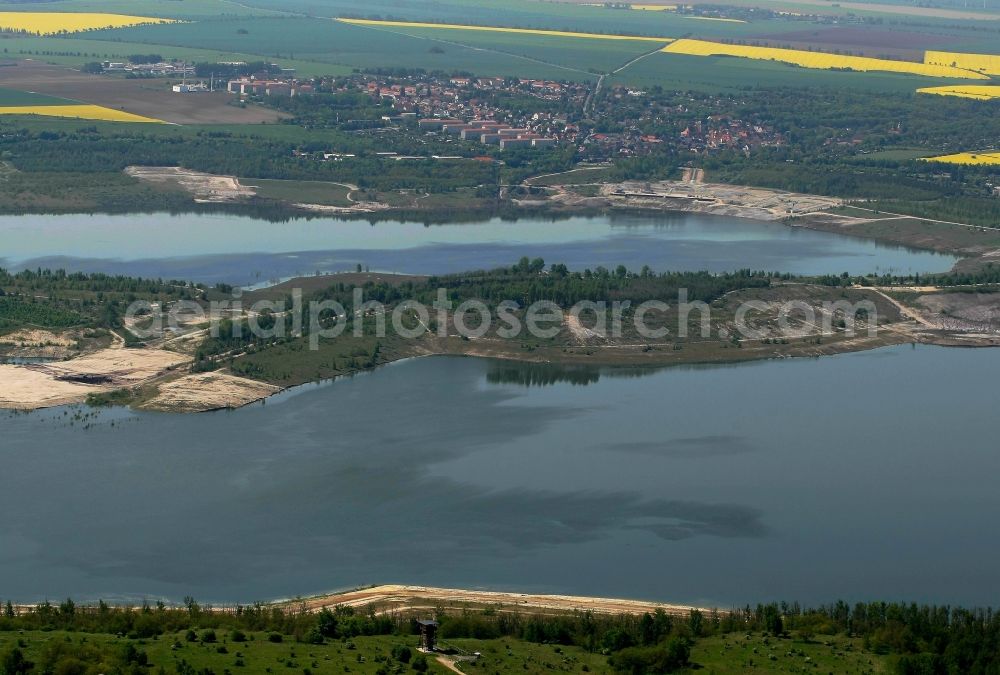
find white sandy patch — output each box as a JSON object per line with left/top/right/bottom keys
{"left": 140, "top": 372, "right": 280, "bottom": 413}
{"left": 0, "top": 347, "right": 187, "bottom": 409}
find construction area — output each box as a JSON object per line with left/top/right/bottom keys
{"left": 598, "top": 180, "right": 842, "bottom": 220}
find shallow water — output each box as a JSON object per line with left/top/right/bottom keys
{"left": 2, "top": 345, "right": 998, "bottom": 607}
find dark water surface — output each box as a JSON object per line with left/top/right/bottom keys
{"left": 0, "top": 212, "right": 956, "bottom": 285}
{"left": 2, "top": 345, "right": 998, "bottom": 607}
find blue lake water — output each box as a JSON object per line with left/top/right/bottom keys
{"left": 0, "top": 211, "right": 957, "bottom": 285}
{"left": 1, "top": 345, "right": 998, "bottom": 608}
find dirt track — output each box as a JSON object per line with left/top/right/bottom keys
{"left": 0, "top": 62, "right": 285, "bottom": 124}
{"left": 287, "top": 585, "right": 712, "bottom": 617}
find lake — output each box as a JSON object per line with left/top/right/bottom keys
{"left": 2, "top": 345, "right": 998, "bottom": 608}
{"left": 0, "top": 211, "right": 956, "bottom": 285}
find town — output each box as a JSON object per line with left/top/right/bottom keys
{"left": 81, "top": 56, "right": 789, "bottom": 160}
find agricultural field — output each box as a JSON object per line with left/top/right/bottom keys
{"left": 0, "top": 87, "right": 71, "bottom": 106}
{"left": 925, "top": 50, "right": 1000, "bottom": 76}
{"left": 612, "top": 51, "right": 954, "bottom": 93}
{"left": 0, "top": 103, "right": 161, "bottom": 123}
{"left": 336, "top": 17, "right": 674, "bottom": 42}
{"left": 662, "top": 0, "right": 1000, "bottom": 21}
{"left": 0, "top": 34, "right": 348, "bottom": 78}
{"left": 7, "top": 0, "right": 991, "bottom": 90}
{"left": 0, "top": 0, "right": 280, "bottom": 19}
{"left": 921, "top": 151, "right": 1000, "bottom": 165}
{"left": 661, "top": 39, "right": 990, "bottom": 80}
{"left": 917, "top": 85, "right": 1000, "bottom": 100}
{"left": 349, "top": 22, "right": 671, "bottom": 76}
{"left": 0, "top": 12, "right": 174, "bottom": 35}
{"left": 202, "top": 0, "right": 802, "bottom": 39}
{"left": 78, "top": 17, "right": 606, "bottom": 81}
{"left": 0, "top": 62, "right": 288, "bottom": 124}
{"left": 746, "top": 26, "right": 959, "bottom": 60}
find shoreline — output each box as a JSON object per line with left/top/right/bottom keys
{"left": 3, "top": 188, "right": 998, "bottom": 413}
{"left": 5, "top": 273, "right": 1000, "bottom": 414}
{"left": 6, "top": 583, "right": 720, "bottom": 617}
{"left": 281, "top": 584, "right": 719, "bottom": 617}
{"left": 7, "top": 329, "right": 997, "bottom": 415}
{"left": 0, "top": 177, "right": 984, "bottom": 274}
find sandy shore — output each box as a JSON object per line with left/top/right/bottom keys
{"left": 0, "top": 346, "right": 187, "bottom": 410}
{"left": 139, "top": 371, "right": 281, "bottom": 413}
{"left": 285, "top": 584, "right": 714, "bottom": 617}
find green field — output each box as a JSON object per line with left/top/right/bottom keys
{"left": 612, "top": 52, "right": 979, "bottom": 93}
{"left": 0, "top": 86, "right": 73, "bottom": 106}
{"left": 0, "top": 0, "right": 995, "bottom": 87}
{"left": 78, "top": 17, "right": 602, "bottom": 81}
{"left": 0, "top": 0, "right": 282, "bottom": 19}
{"left": 226, "top": 0, "right": 798, "bottom": 38}
{"left": 248, "top": 178, "right": 353, "bottom": 206}
{"left": 54, "top": 11, "right": 998, "bottom": 89}
{"left": 0, "top": 629, "right": 894, "bottom": 675}
{"left": 0, "top": 34, "right": 351, "bottom": 78}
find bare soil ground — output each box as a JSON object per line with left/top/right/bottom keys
{"left": 125, "top": 166, "right": 256, "bottom": 203}
{"left": 915, "top": 291, "right": 1000, "bottom": 334}
{"left": 129, "top": 168, "right": 392, "bottom": 212}
{"left": 759, "top": 0, "right": 1000, "bottom": 20}
{"left": 552, "top": 180, "right": 840, "bottom": 220}
{"left": 551, "top": 0, "right": 1000, "bottom": 19}
{"left": 0, "top": 328, "right": 77, "bottom": 358}
{"left": 793, "top": 212, "right": 1000, "bottom": 267}
{"left": 749, "top": 27, "right": 951, "bottom": 59}
{"left": 0, "top": 346, "right": 187, "bottom": 409}
{"left": 287, "top": 584, "right": 711, "bottom": 617}
{"left": 139, "top": 371, "right": 280, "bottom": 413}
{"left": 0, "top": 62, "right": 285, "bottom": 124}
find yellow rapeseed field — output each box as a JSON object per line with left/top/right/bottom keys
{"left": 0, "top": 12, "right": 174, "bottom": 35}
{"left": 916, "top": 85, "right": 1000, "bottom": 100}
{"left": 336, "top": 18, "right": 673, "bottom": 43}
{"left": 662, "top": 39, "right": 990, "bottom": 79}
{"left": 924, "top": 50, "right": 1000, "bottom": 76}
{"left": 0, "top": 105, "right": 162, "bottom": 123}
{"left": 921, "top": 152, "right": 1000, "bottom": 165}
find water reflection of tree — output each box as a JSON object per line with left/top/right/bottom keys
{"left": 486, "top": 362, "right": 662, "bottom": 387}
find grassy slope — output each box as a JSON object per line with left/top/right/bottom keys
{"left": 687, "top": 632, "right": 889, "bottom": 674}
{"left": 0, "top": 630, "right": 893, "bottom": 674}
{"left": 248, "top": 178, "right": 353, "bottom": 206}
